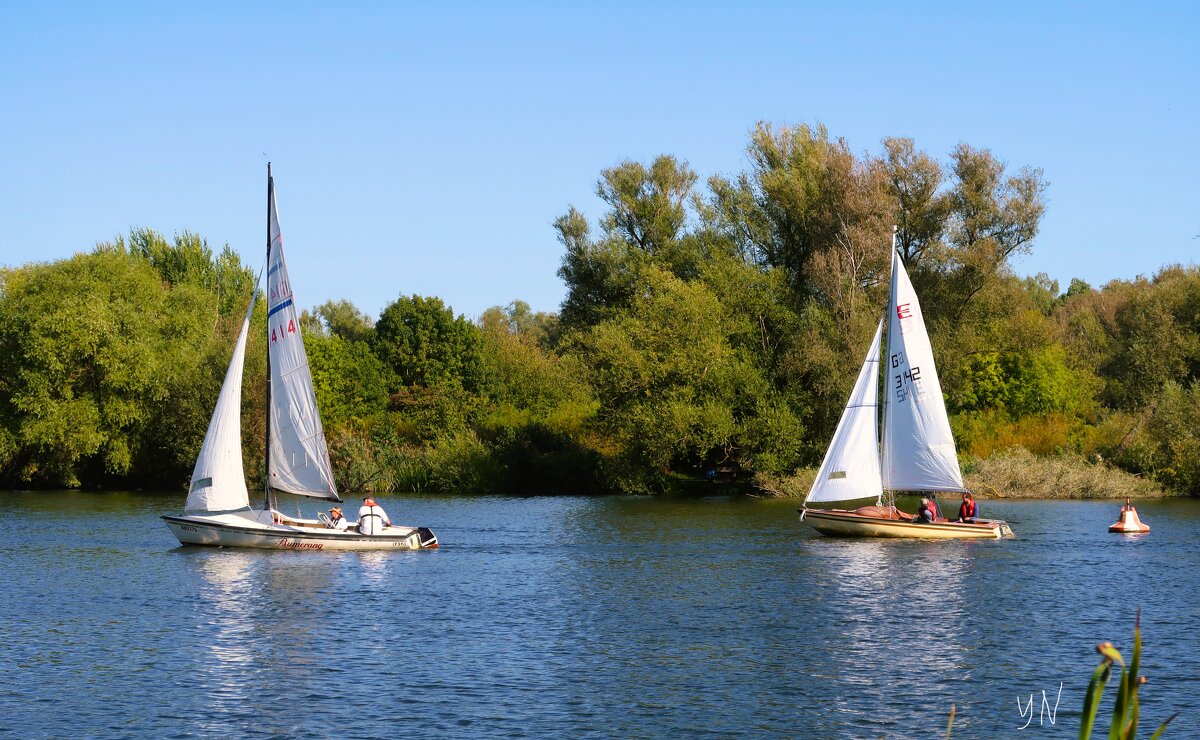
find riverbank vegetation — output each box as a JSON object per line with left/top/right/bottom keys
{"left": 2, "top": 123, "right": 1198, "bottom": 497}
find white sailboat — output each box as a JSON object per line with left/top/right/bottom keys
{"left": 800, "top": 229, "right": 1014, "bottom": 539}
{"left": 163, "top": 165, "right": 438, "bottom": 550}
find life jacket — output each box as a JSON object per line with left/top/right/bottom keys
{"left": 960, "top": 500, "right": 977, "bottom": 519}
{"left": 359, "top": 505, "right": 386, "bottom": 534}
{"left": 927, "top": 501, "right": 939, "bottom": 520}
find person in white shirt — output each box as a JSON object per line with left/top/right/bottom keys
{"left": 326, "top": 506, "right": 350, "bottom": 531}
{"left": 357, "top": 497, "right": 391, "bottom": 535}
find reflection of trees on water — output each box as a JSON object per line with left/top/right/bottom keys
{"left": 551, "top": 497, "right": 818, "bottom": 735}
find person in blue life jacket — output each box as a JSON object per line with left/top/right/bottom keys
{"left": 956, "top": 492, "right": 979, "bottom": 523}
{"left": 357, "top": 497, "right": 392, "bottom": 535}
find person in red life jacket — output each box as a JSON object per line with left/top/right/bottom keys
{"left": 956, "top": 492, "right": 978, "bottom": 523}
{"left": 914, "top": 497, "right": 938, "bottom": 523}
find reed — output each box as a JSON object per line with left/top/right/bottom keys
{"left": 945, "top": 613, "right": 1176, "bottom": 738}
{"left": 962, "top": 447, "right": 1163, "bottom": 499}
{"left": 752, "top": 468, "right": 818, "bottom": 498}
{"left": 1077, "top": 610, "right": 1176, "bottom": 739}
{"left": 758, "top": 447, "right": 1162, "bottom": 500}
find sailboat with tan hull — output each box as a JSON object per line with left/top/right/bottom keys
{"left": 799, "top": 230, "right": 1014, "bottom": 539}
{"left": 162, "top": 165, "right": 438, "bottom": 550}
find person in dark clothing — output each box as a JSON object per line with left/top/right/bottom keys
{"left": 956, "top": 492, "right": 979, "bottom": 523}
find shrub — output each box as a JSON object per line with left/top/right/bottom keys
{"left": 963, "top": 447, "right": 1162, "bottom": 499}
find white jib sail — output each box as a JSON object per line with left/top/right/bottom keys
{"left": 806, "top": 319, "right": 885, "bottom": 505}
{"left": 185, "top": 292, "right": 258, "bottom": 513}
{"left": 882, "top": 249, "right": 965, "bottom": 493}
{"left": 265, "top": 182, "right": 339, "bottom": 500}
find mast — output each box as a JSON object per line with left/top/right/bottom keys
{"left": 263, "top": 163, "right": 274, "bottom": 514}
{"left": 881, "top": 225, "right": 898, "bottom": 507}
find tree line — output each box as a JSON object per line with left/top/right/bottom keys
{"left": 2, "top": 122, "right": 1198, "bottom": 496}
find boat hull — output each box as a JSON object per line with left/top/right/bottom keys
{"left": 162, "top": 512, "right": 438, "bottom": 551}
{"left": 800, "top": 507, "right": 1013, "bottom": 539}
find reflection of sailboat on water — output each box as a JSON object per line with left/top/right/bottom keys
{"left": 800, "top": 230, "right": 1013, "bottom": 539}
{"left": 163, "top": 166, "right": 437, "bottom": 551}
{"left": 197, "top": 552, "right": 258, "bottom": 660}
{"left": 814, "top": 539, "right": 971, "bottom": 726}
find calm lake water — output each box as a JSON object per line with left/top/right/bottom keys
{"left": 0, "top": 492, "right": 1196, "bottom": 739}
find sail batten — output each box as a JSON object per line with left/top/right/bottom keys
{"left": 805, "top": 319, "right": 885, "bottom": 505}
{"left": 881, "top": 248, "right": 965, "bottom": 493}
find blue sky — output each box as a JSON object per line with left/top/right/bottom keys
{"left": 1, "top": 2, "right": 1197, "bottom": 320}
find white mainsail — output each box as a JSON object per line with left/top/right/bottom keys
{"left": 185, "top": 293, "right": 258, "bottom": 512}
{"left": 805, "top": 319, "right": 885, "bottom": 505}
{"left": 881, "top": 248, "right": 965, "bottom": 493}
{"left": 265, "top": 177, "right": 339, "bottom": 501}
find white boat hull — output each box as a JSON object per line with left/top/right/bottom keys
{"left": 800, "top": 507, "right": 1013, "bottom": 539}
{"left": 162, "top": 511, "right": 438, "bottom": 551}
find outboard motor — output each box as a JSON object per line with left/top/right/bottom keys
{"left": 416, "top": 527, "right": 438, "bottom": 548}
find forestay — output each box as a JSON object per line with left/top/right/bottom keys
{"left": 265, "top": 184, "right": 339, "bottom": 501}
{"left": 881, "top": 249, "right": 965, "bottom": 493}
{"left": 185, "top": 293, "right": 258, "bottom": 512}
{"left": 806, "top": 319, "right": 885, "bottom": 505}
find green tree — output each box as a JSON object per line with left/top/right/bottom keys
{"left": 597, "top": 156, "right": 697, "bottom": 253}
{"left": 478, "top": 304, "right": 584, "bottom": 413}
{"left": 935, "top": 144, "right": 1047, "bottom": 321}
{"left": 102, "top": 228, "right": 256, "bottom": 316}
{"left": 305, "top": 332, "right": 388, "bottom": 429}
{"left": 0, "top": 252, "right": 220, "bottom": 486}
{"left": 555, "top": 207, "right": 648, "bottom": 330}
{"left": 951, "top": 345, "right": 1090, "bottom": 418}
{"left": 557, "top": 156, "right": 699, "bottom": 330}
{"left": 372, "top": 295, "right": 484, "bottom": 392}
{"left": 880, "top": 136, "right": 949, "bottom": 267}
{"left": 313, "top": 299, "right": 375, "bottom": 343}
{"left": 707, "top": 122, "right": 884, "bottom": 297}
{"left": 1113, "top": 380, "right": 1200, "bottom": 493}
{"left": 479, "top": 300, "right": 559, "bottom": 348}
{"left": 565, "top": 265, "right": 803, "bottom": 490}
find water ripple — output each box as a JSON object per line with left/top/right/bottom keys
{"left": 0, "top": 493, "right": 1196, "bottom": 737}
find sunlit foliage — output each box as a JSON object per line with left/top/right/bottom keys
{"left": 4, "top": 123, "right": 1199, "bottom": 496}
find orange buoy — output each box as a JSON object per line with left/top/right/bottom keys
{"left": 1109, "top": 498, "right": 1150, "bottom": 533}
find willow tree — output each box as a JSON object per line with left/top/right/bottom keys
{"left": 557, "top": 156, "right": 700, "bottom": 330}
{"left": 0, "top": 251, "right": 227, "bottom": 487}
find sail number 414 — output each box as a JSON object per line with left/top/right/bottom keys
{"left": 270, "top": 319, "right": 297, "bottom": 343}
